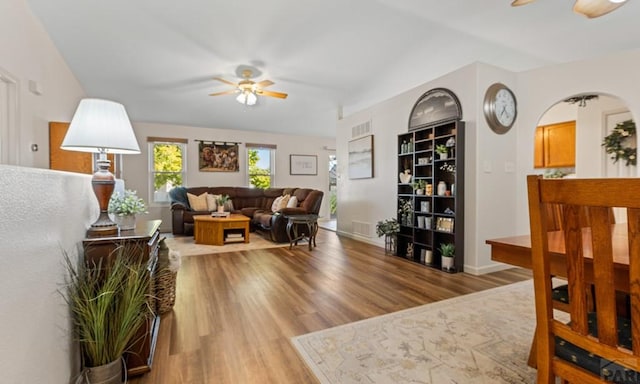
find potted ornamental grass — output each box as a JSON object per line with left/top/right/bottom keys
{"left": 108, "top": 190, "right": 147, "bottom": 230}
{"left": 62, "top": 246, "right": 153, "bottom": 383}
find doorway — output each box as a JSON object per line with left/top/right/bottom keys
{"left": 319, "top": 154, "right": 337, "bottom": 231}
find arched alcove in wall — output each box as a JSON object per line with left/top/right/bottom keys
{"left": 533, "top": 93, "right": 636, "bottom": 179}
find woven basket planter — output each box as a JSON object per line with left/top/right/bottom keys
{"left": 156, "top": 271, "right": 177, "bottom": 314}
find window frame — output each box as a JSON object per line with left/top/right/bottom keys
{"left": 147, "top": 138, "right": 187, "bottom": 206}
{"left": 246, "top": 144, "right": 276, "bottom": 188}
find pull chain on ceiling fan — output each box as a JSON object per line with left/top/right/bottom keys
{"left": 511, "top": 0, "right": 628, "bottom": 18}
{"left": 209, "top": 69, "right": 288, "bottom": 106}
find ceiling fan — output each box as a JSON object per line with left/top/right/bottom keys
{"left": 511, "top": 0, "right": 628, "bottom": 18}
{"left": 209, "top": 69, "right": 288, "bottom": 106}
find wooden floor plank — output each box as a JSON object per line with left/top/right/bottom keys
{"left": 130, "top": 229, "right": 530, "bottom": 383}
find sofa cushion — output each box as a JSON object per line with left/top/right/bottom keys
{"left": 240, "top": 207, "right": 261, "bottom": 218}
{"left": 254, "top": 211, "right": 275, "bottom": 228}
{"left": 271, "top": 196, "right": 284, "bottom": 212}
{"left": 187, "top": 192, "right": 209, "bottom": 211}
{"left": 287, "top": 196, "right": 298, "bottom": 208}
{"left": 206, "top": 194, "right": 218, "bottom": 211}
{"left": 279, "top": 195, "right": 291, "bottom": 210}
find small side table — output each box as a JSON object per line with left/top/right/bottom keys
{"left": 284, "top": 214, "right": 319, "bottom": 251}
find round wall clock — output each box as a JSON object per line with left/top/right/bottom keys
{"left": 483, "top": 83, "right": 517, "bottom": 134}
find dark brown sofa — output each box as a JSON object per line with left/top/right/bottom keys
{"left": 169, "top": 186, "right": 324, "bottom": 242}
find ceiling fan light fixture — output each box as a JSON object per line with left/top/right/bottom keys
{"left": 609, "top": 0, "right": 626, "bottom": 3}
{"left": 236, "top": 90, "right": 257, "bottom": 106}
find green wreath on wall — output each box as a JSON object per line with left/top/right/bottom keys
{"left": 602, "top": 119, "right": 636, "bottom": 166}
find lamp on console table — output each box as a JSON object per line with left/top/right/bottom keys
{"left": 61, "top": 98, "right": 140, "bottom": 236}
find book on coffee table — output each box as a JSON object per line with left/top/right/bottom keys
{"left": 211, "top": 211, "right": 230, "bottom": 217}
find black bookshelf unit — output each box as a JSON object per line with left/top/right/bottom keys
{"left": 396, "top": 120, "right": 464, "bottom": 272}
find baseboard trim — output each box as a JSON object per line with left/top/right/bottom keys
{"left": 463, "top": 262, "right": 516, "bottom": 276}
{"left": 336, "top": 229, "right": 382, "bottom": 247}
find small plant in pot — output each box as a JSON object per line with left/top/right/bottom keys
{"left": 216, "top": 194, "right": 230, "bottom": 213}
{"left": 435, "top": 144, "right": 449, "bottom": 160}
{"left": 439, "top": 242, "right": 455, "bottom": 272}
{"left": 108, "top": 190, "right": 147, "bottom": 230}
{"left": 62, "top": 246, "right": 153, "bottom": 383}
{"left": 413, "top": 179, "right": 427, "bottom": 195}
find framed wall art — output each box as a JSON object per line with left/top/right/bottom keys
{"left": 290, "top": 154, "right": 317, "bottom": 175}
{"left": 199, "top": 141, "right": 240, "bottom": 172}
{"left": 348, "top": 134, "right": 374, "bottom": 179}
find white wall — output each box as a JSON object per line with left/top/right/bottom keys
{"left": 0, "top": 166, "right": 97, "bottom": 383}
{"left": 514, "top": 49, "right": 640, "bottom": 234}
{"left": 0, "top": 1, "right": 89, "bottom": 382}
{"left": 337, "top": 62, "right": 520, "bottom": 275}
{"left": 0, "top": 0, "right": 85, "bottom": 168}
{"left": 123, "top": 122, "right": 335, "bottom": 232}
{"left": 337, "top": 50, "right": 640, "bottom": 274}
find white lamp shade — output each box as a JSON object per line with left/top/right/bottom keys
{"left": 61, "top": 98, "right": 140, "bottom": 154}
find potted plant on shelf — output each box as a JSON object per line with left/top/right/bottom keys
{"left": 413, "top": 179, "right": 427, "bottom": 195}
{"left": 108, "top": 189, "right": 147, "bottom": 230}
{"left": 435, "top": 144, "right": 448, "bottom": 160}
{"left": 376, "top": 218, "right": 400, "bottom": 255}
{"left": 398, "top": 198, "right": 413, "bottom": 226}
{"left": 62, "top": 246, "right": 153, "bottom": 384}
{"left": 439, "top": 242, "right": 455, "bottom": 271}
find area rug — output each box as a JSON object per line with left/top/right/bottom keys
{"left": 163, "top": 233, "right": 289, "bottom": 256}
{"left": 292, "top": 280, "right": 539, "bottom": 384}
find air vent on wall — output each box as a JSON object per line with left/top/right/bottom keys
{"left": 352, "top": 220, "right": 372, "bottom": 237}
{"left": 351, "top": 120, "right": 371, "bottom": 139}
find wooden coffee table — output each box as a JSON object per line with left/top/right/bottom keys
{"left": 193, "top": 214, "right": 250, "bottom": 246}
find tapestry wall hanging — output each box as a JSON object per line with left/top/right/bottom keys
{"left": 199, "top": 141, "right": 240, "bottom": 172}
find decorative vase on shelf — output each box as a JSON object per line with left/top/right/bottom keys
{"left": 426, "top": 184, "right": 433, "bottom": 196}
{"left": 439, "top": 152, "right": 448, "bottom": 160}
{"left": 437, "top": 181, "right": 447, "bottom": 196}
{"left": 114, "top": 214, "right": 136, "bottom": 231}
{"left": 416, "top": 189, "right": 424, "bottom": 195}
{"left": 399, "top": 170, "right": 412, "bottom": 184}
{"left": 425, "top": 250, "right": 433, "bottom": 264}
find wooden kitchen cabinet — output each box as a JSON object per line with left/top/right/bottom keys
{"left": 534, "top": 120, "right": 576, "bottom": 168}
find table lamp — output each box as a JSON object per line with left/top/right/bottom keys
{"left": 61, "top": 98, "right": 141, "bottom": 236}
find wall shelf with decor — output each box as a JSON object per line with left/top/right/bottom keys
{"left": 396, "top": 119, "right": 464, "bottom": 272}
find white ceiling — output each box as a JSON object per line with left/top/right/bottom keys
{"left": 25, "top": 0, "right": 640, "bottom": 138}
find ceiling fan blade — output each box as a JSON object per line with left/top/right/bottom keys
{"left": 255, "top": 80, "right": 274, "bottom": 88}
{"left": 573, "top": 0, "right": 626, "bottom": 18}
{"left": 213, "top": 77, "right": 238, "bottom": 87}
{"left": 511, "top": 0, "right": 537, "bottom": 6}
{"left": 209, "top": 89, "right": 238, "bottom": 97}
{"left": 257, "top": 90, "right": 288, "bottom": 99}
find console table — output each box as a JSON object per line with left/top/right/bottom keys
{"left": 82, "top": 219, "right": 161, "bottom": 376}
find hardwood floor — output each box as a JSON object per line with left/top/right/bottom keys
{"left": 131, "top": 229, "right": 530, "bottom": 384}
